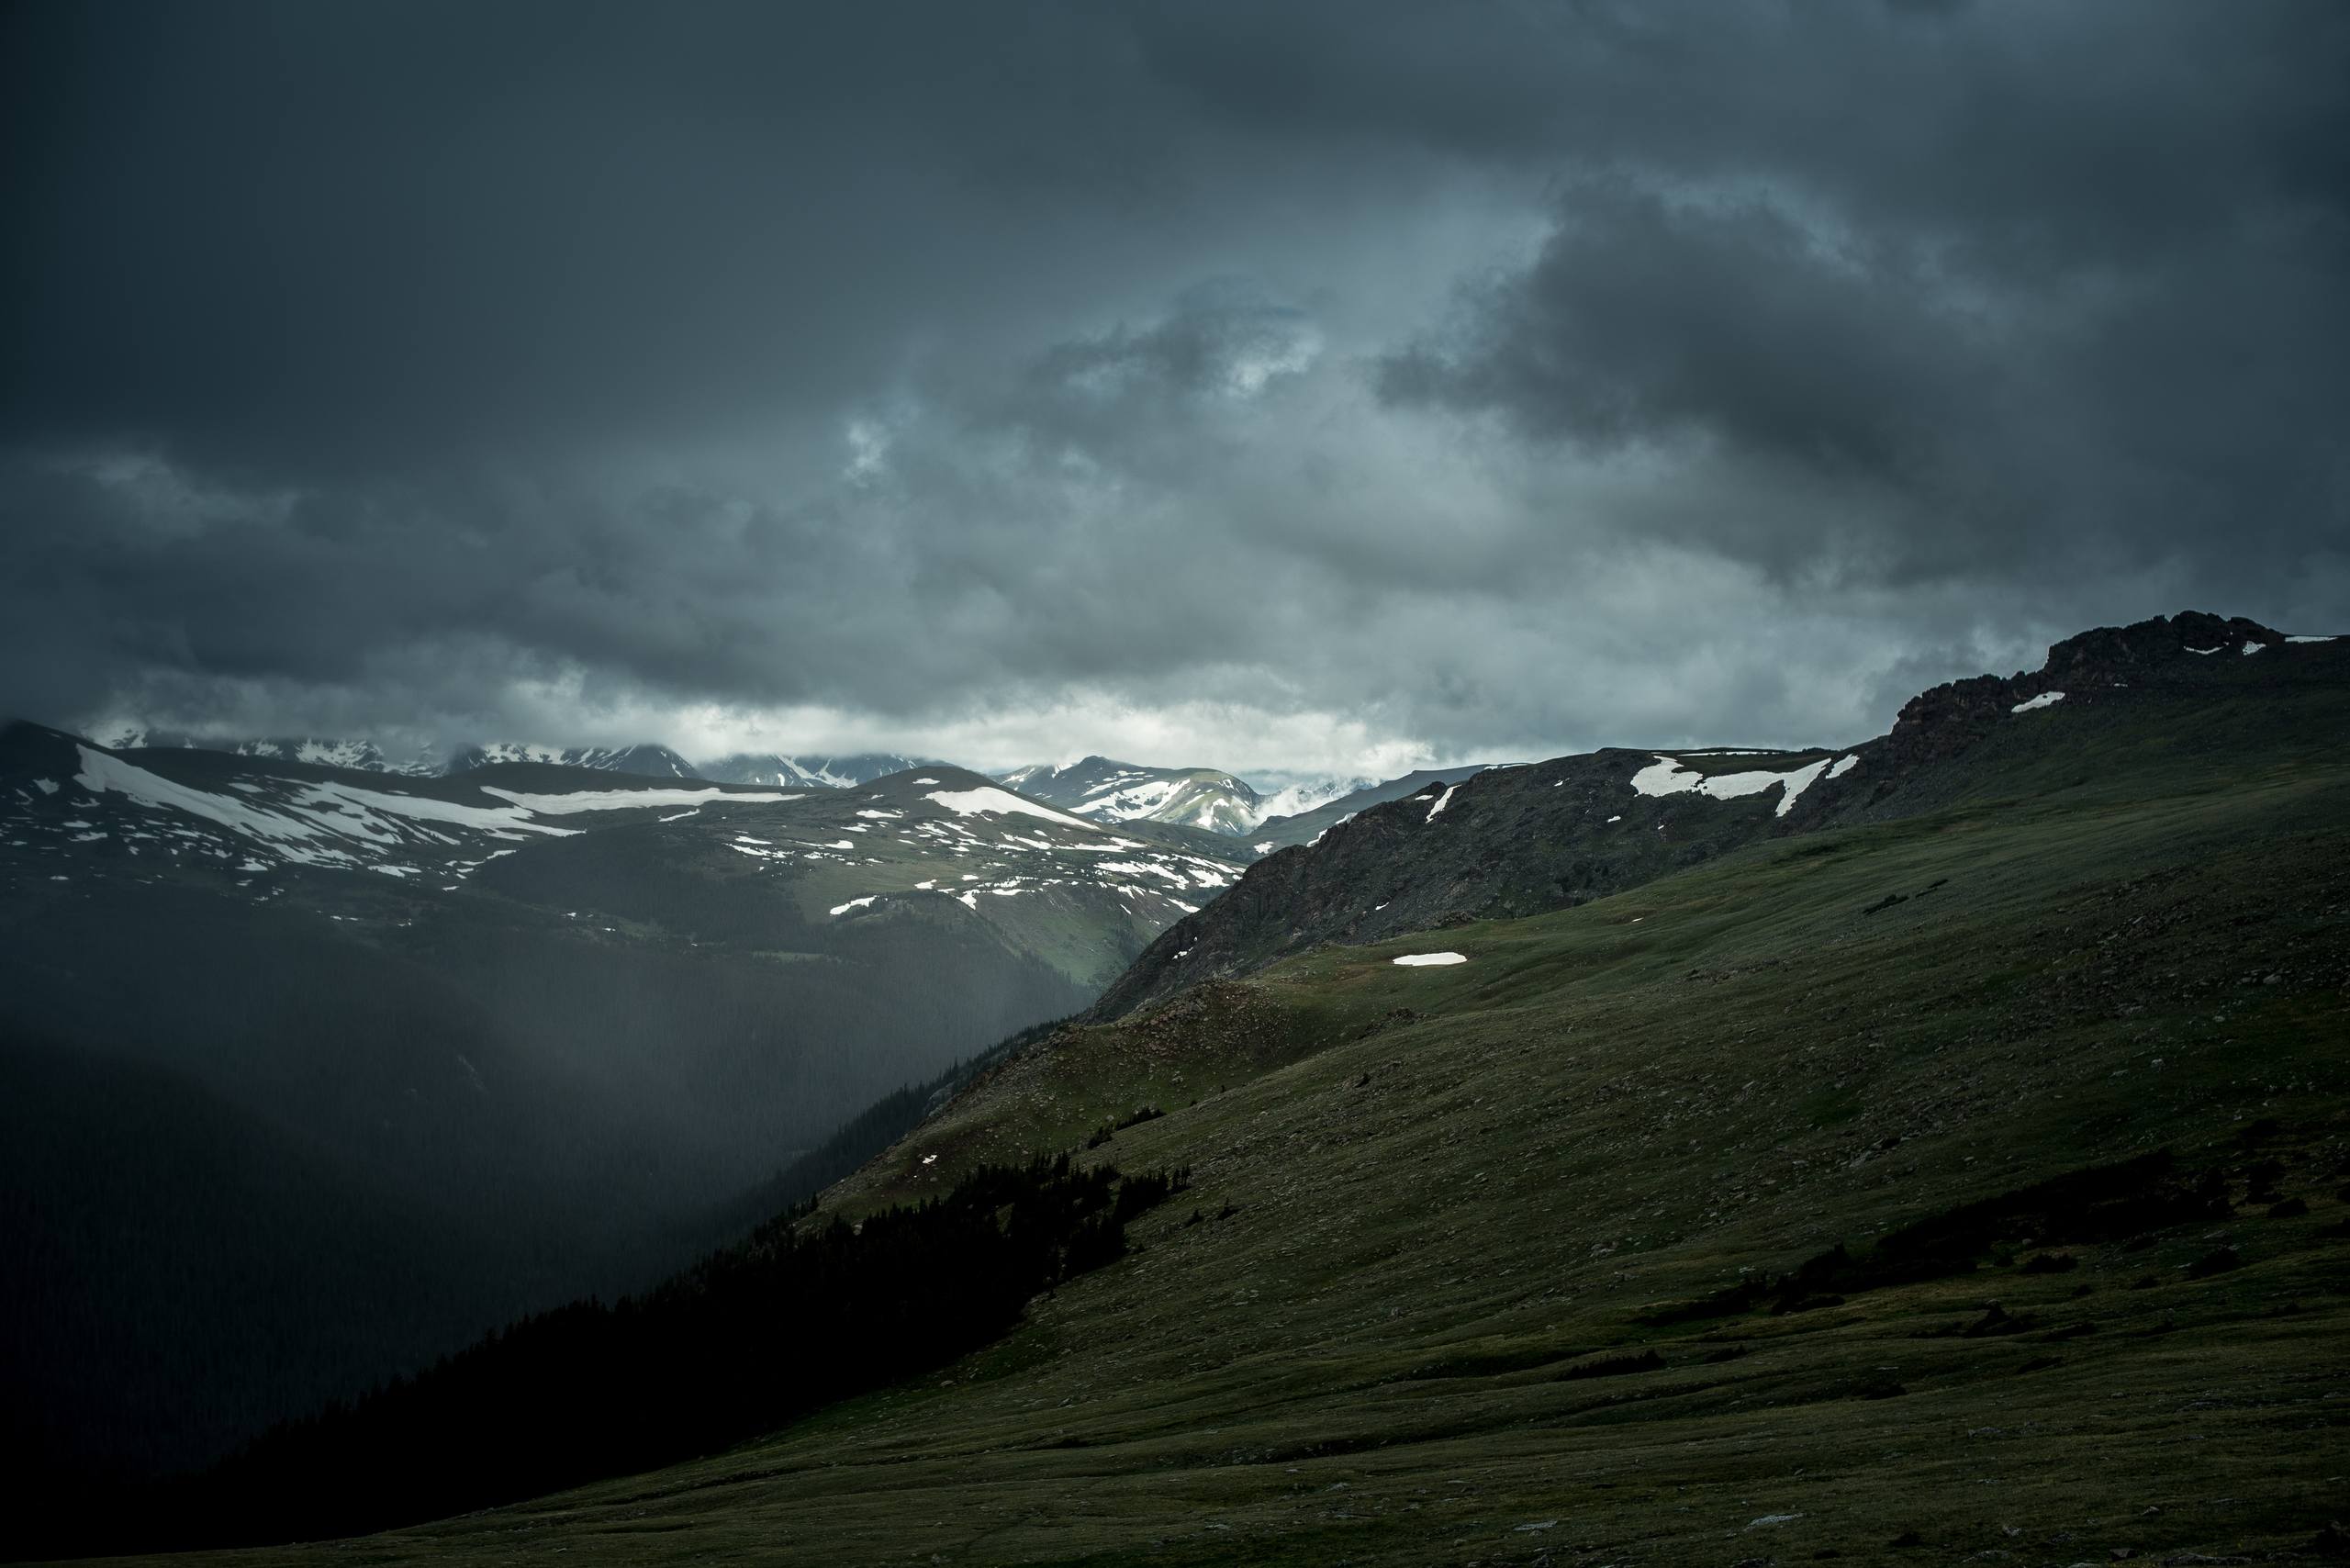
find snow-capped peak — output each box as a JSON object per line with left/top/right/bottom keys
{"left": 989, "top": 756, "right": 1262, "bottom": 835}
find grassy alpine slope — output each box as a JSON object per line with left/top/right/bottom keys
{"left": 90, "top": 655, "right": 2350, "bottom": 1564}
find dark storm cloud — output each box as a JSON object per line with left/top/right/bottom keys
{"left": 2, "top": 1, "right": 1201, "bottom": 476}
{"left": 4, "top": 1, "right": 2345, "bottom": 766}
{"left": 1372, "top": 1, "right": 2350, "bottom": 588}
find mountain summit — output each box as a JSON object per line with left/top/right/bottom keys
{"left": 995, "top": 756, "right": 1262, "bottom": 835}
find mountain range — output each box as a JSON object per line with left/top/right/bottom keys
{"left": 17, "top": 610, "right": 2350, "bottom": 1565}
{"left": 985, "top": 756, "right": 1506, "bottom": 843}
{"left": 92, "top": 732, "right": 943, "bottom": 790}
{"left": 80, "top": 734, "right": 1495, "bottom": 844}
{"left": 0, "top": 733, "right": 1249, "bottom": 1483}
{"left": 80, "top": 734, "right": 1427, "bottom": 834}
{"left": 994, "top": 756, "right": 1265, "bottom": 834}
{"left": 697, "top": 752, "right": 940, "bottom": 789}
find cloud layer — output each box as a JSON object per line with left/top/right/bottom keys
{"left": 6, "top": 0, "right": 2344, "bottom": 775}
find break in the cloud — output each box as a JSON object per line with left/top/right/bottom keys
{"left": 5, "top": 0, "right": 2345, "bottom": 778}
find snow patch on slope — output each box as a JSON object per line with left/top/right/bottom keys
{"left": 479, "top": 785, "right": 800, "bottom": 813}
{"left": 925, "top": 787, "right": 1098, "bottom": 832}
{"left": 1629, "top": 753, "right": 1841, "bottom": 820}
{"left": 71, "top": 745, "right": 581, "bottom": 868}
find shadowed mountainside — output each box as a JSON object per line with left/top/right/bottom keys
{"left": 1091, "top": 612, "right": 2343, "bottom": 1020}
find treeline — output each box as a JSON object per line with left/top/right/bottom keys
{"left": 151, "top": 1154, "right": 1186, "bottom": 1553}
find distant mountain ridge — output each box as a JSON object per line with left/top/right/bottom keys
{"left": 995, "top": 756, "right": 1262, "bottom": 834}
{"left": 80, "top": 734, "right": 942, "bottom": 787}
{"left": 78, "top": 733, "right": 1501, "bottom": 834}
{"left": 699, "top": 752, "right": 937, "bottom": 789}
{"left": 1245, "top": 764, "right": 1495, "bottom": 848}
{"left": 95, "top": 729, "right": 443, "bottom": 776}
{"left": 444, "top": 742, "right": 702, "bottom": 778}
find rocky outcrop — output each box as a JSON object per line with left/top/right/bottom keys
{"left": 2034, "top": 610, "right": 2282, "bottom": 689}
{"left": 1869, "top": 612, "right": 2285, "bottom": 785}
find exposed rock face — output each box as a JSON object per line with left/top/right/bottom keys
{"left": 1873, "top": 612, "right": 2285, "bottom": 782}
{"left": 1881, "top": 673, "right": 2017, "bottom": 768}
{"left": 2034, "top": 610, "right": 2281, "bottom": 686}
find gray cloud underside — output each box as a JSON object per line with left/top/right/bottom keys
{"left": 5, "top": 0, "right": 2346, "bottom": 770}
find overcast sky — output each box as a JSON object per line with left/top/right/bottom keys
{"left": 6, "top": 1, "right": 2345, "bottom": 777}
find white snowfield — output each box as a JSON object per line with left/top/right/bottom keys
{"left": 828, "top": 896, "right": 878, "bottom": 916}
{"left": 2010, "top": 690, "right": 2066, "bottom": 713}
{"left": 478, "top": 784, "right": 799, "bottom": 813}
{"left": 1628, "top": 752, "right": 1849, "bottom": 820}
{"left": 73, "top": 745, "right": 582, "bottom": 869}
{"left": 1072, "top": 775, "right": 1253, "bottom": 831}
{"left": 2286, "top": 635, "right": 2336, "bottom": 644}
{"left": 61, "top": 745, "right": 822, "bottom": 879}
{"left": 1424, "top": 784, "right": 1458, "bottom": 823}
{"left": 999, "top": 760, "right": 1266, "bottom": 833}
{"left": 1393, "top": 951, "right": 1468, "bottom": 967}
{"left": 1092, "top": 857, "right": 1221, "bottom": 890}
{"left": 923, "top": 787, "right": 1097, "bottom": 832}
